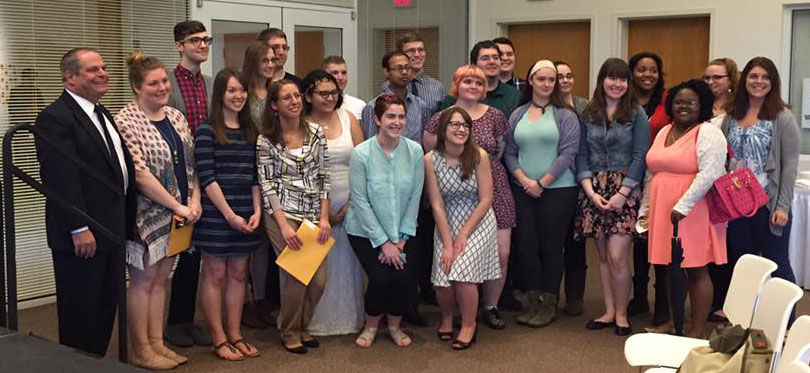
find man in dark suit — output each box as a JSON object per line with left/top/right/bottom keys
{"left": 35, "top": 47, "right": 136, "bottom": 356}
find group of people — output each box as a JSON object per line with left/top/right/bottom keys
{"left": 34, "top": 18, "right": 801, "bottom": 370}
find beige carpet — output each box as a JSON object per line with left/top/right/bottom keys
{"left": 17, "top": 243, "right": 810, "bottom": 372}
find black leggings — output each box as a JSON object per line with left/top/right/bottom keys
{"left": 513, "top": 185, "right": 579, "bottom": 293}
{"left": 349, "top": 235, "right": 413, "bottom": 317}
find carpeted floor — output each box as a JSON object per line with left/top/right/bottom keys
{"left": 16, "top": 243, "right": 810, "bottom": 372}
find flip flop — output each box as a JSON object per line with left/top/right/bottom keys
{"left": 213, "top": 341, "right": 245, "bottom": 361}
{"left": 230, "top": 338, "right": 261, "bottom": 358}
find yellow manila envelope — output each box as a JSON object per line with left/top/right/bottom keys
{"left": 275, "top": 219, "right": 334, "bottom": 285}
{"left": 168, "top": 215, "right": 194, "bottom": 256}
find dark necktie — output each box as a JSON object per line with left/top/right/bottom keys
{"left": 94, "top": 105, "right": 124, "bottom": 187}
{"left": 410, "top": 79, "right": 419, "bottom": 97}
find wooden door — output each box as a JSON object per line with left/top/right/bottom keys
{"left": 508, "top": 21, "right": 591, "bottom": 98}
{"left": 224, "top": 33, "right": 259, "bottom": 70}
{"left": 295, "top": 30, "right": 325, "bottom": 78}
{"left": 627, "top": 16, "right": 710, "bottom": 89}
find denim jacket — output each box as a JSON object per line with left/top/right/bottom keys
{"left": 575, "top": 107, "right": 650, "bottom": 188}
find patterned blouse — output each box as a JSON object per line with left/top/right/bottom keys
{"left": 727, "top": 119, "right": 773, "bottom": 188}
{"left": 257, "top": 122, "right": 330, "bottom": 222}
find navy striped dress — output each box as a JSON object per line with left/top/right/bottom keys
{"left": 192, "top": 121, "right": 259, "bottom": 257}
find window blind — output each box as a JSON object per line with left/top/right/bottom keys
{"left": 0, "top": 0, "right": 188, "bottom": 302}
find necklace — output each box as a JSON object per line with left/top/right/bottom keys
{"left": 530, "top": 100, "right": 550, "bottom": 114}
{"left": 154, "top": 120, "right": 180, "bottom": 165}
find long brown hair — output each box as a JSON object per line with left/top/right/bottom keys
{"left": 435, "top": 107, "right": 480, "bottom": 181}
{"left": 242, "top": 41, "right": 273, "bottom": 95}
{"left": 730, "top": 56, "right": 789, "bottom": 121}
{"left": 210, "top": 68, "right": 258, "bottom": 145}
{"left": 261, "top": 80, "right": 309, "bottom": 145}
{"left": 584, "top": 58, "right": 636, "bottom": 124}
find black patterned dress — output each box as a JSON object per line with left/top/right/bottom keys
{"left": 430, "top": 151, "right": 500, "bottom": 287}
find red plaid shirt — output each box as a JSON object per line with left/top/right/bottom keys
{"left": 173, "top": 64, "right": 208, "bottom": 134}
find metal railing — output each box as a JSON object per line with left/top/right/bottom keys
{"left": 1, "top": 124, "right": 128, "bottom": 363}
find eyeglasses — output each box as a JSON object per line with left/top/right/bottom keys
{"left": 673, "top": 99, "right": 699, "bottom": 107}
{"left": 478, "top": 54, "right": 501, "bottom": 62}
{"left": 557, "top": 73, "right": 575, "bottom": 80}
{"left": 279, "top": 92, "right": 302, "bottom": 103}
{"left": 312, "top": 89, "right": 340, "bottom": 99}
{"left": 180, "top": 37, "right": 213, "bottom": 46}
{"left": 387, "top": 65, "right": 410, "bottom": 73}
{"left": 447, "top": 121, "right": 472, "bottom": 130}
{"left": 270, "top": 44, "right": 291, "bottom": 52}
{"left": 403, "top": 47, "right": 425, "bottom": 55}
{"left": 702, "top": 74, "right": 728, "bottom": 82}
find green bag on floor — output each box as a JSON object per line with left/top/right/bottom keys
{"left": 678, "top": 327, "right": 772, "bottom": 373}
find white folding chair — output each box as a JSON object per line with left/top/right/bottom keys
{"left": 779, "top": 360, "right": 810, "bottom": 373}
{"left": 624, "top": 254, "right": 777, "bottom": 369}
{"left": 776, "top": 316, "right": 810, "bottom": 373}
{"left": 625, "top": 276, "right": 800, "bottom": 371}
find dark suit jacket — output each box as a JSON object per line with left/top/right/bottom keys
{"left": 35, "top": 90, "right": 136, "bottom": 252}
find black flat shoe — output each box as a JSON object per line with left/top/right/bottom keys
{"left": 302, "top": 338, "right": 320, "bottom": 348}
{"left": 707, "top": 312, "right": 728, "bottom": 323}
{"left": 282, "top": 342, "right": 307, "bottom": 354}
{"left": 483, "top": 308, "right": 506, "bottom": 330}
{"left": 585, "top": 319, "right": 616, "bottom": 330}
{"left": 614, "top": 323, "right": 632, "bottom": 336}
{"left": 451, "top": 327, "right": 477, "bottom": 350}
{"left": 437, "top": 330, "right": 453, "bottom": 341}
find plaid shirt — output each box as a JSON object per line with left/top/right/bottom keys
{"left": 173, "top": 65, "right": 208, "bottom": 134}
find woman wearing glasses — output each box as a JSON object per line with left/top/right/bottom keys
{"left": 425, "top": 107, "right": 498, "bottom": 350}
{"left": 257, "top": 79, "right": 331, "bottom": 354}
{"left": 301, "top": 70, "right": 365, "bottom": 336}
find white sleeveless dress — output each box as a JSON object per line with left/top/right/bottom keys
{"left": 308, "top": 108, "right": 364, "bottom": 335}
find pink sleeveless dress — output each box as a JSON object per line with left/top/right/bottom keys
{"left": 646, "top": 126, "right": 727, "bottom": 268}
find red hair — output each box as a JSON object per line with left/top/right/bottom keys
{"left": 450, "top": 64, "right": 488, "bottom": 100}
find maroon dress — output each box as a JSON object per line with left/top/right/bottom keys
{"left": 426, "top": 106, "right": 516, "bottom": 229}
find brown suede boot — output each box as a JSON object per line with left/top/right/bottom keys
{"left": 517, "top": 291, "right": 541, "bottom": 325}
{"left": 526, "top": 293, "right": 558, "bottom": 328}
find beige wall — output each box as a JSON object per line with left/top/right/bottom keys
{"left": 470, "top": 0, "right": 810, "bottom": 98}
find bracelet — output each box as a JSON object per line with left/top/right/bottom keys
{"left": 617, "top": 190, "right": 629, "bottom": 198}
{"left": 536, "top": 179, "right": 545, "bottom": 189}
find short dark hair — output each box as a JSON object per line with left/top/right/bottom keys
{"left": 257, "top": 28, "right": 287, "bottom": 43}
{"left": 664, "top": 79, "right": 714, "bottom": 123}
{"left": 492, "top": 37, "right": 515, "bottom": 52}
{"left": 321, "top": 55, "right": 346, "bottom": 69}
{"left": 396, "top": 32, "right": 424, "bottom": 51}
{"left": 60, "top": 47, "right": 98, "bottom": 82}
{"left": 470, "top": 40, "right": 501, "bottom": 64}
{"left": 731, "top": 56, "right": 789, "bottom": 121}
{"left": 301, "top": 69, "right": 343, "bottom": 113}
{"left": 174, "top": 20, "right": 206, "bottom": 42}
{"left": 381, "top": 51, "right": 409, "bottom": 69}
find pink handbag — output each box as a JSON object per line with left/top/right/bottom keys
{"left": 692, "top": 125, "right": 769, "bottom": 224}
{"left": 706, "top": 168, "right": 769, "bottom": 224}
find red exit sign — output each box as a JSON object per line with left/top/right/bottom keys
{"left": 394, "top": 0, "right": 410, "bottom": 7}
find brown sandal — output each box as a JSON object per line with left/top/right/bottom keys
{"left": 230, "top": 338, "right": 261, "bottom": 358}
{"left": 213, "top": 341, "right": 245, "bottom": 361}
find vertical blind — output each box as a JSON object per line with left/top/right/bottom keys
{"left": 0, "top": 0, "right": 188, "bottom": 301}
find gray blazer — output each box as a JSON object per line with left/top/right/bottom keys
{"left": 166, "top": 68, "right": 214, "bottom": 119}
{"left": 720, "top": 108, "right": 800, "bottom": 236}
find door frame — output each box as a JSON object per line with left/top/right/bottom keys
{"left": 281, "top": 7, "right": 358, "bottom": 96}
{"left": 614, "top": 8, "right": 717, "bottom": 61}
{"left": 192, "top": 1, "right": 283, "bottom": 77}
{"left": 494, "top": 15, "right": 596, "bottom": 94}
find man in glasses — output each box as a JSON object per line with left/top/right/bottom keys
{"left": 164, "top": 20, "right": 214, "bottom": 349}
{"left": 441, "top": 40, "right": 520, "bottom": 118}
{"left": 258, "top": 28, "right": 303, "bottom": 86}
{"left": 380, "top": 32, "right": 445, "bottom": 117}
{"left": 361, "top": 51, "right": 429, "bottom": 143}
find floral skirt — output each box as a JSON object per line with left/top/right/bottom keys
{"left": 574, "top": 171, "right": 641, "bottom": 240}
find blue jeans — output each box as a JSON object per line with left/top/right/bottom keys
{"left": 726, "top": 206, "right": 796, "bottom": 284}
